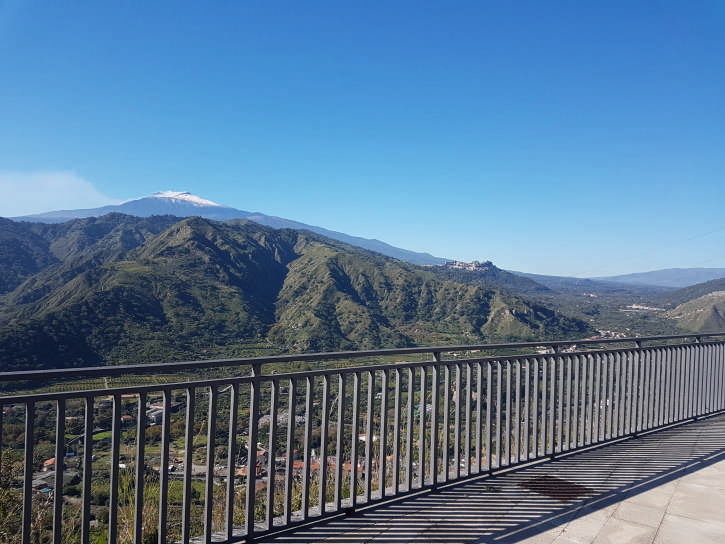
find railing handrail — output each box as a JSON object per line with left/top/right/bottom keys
{"left": 2, "top": 333, "right": 723, "bottom": 383}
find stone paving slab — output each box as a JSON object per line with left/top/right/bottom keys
{"left": 261, "top": 414, "right": 725, "bottom": 544}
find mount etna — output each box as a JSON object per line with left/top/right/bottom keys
{"left": 1, "top": 192, "right": 723, "bottom": 371}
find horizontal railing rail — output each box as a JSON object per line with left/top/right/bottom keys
{"left": 1, "top": 333, "right": 724, "bottom": 544}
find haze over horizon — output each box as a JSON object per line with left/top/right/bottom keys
{"left": 1, "top": 1, "right": 723, "bottom": 278}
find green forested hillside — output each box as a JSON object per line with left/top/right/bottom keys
{"left": 0, "top": 215, "right": 596, "bottom": 371}
{"left": 658, "top": 278, "right": 725, "bottom": 308}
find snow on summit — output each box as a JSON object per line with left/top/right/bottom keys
{"left": 150, "top": 191, "right": 226, "bottom": 207}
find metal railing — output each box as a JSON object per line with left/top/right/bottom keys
{"left": 1, "top": 333, "right": 724, "bottom": 543}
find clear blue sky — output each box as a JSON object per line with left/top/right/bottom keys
{"left": 1, "top": 1, "right": 723, "bottom": 277}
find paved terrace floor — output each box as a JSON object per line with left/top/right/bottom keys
{"left": 262, "top": 413, "right": 725, "bottom": 544}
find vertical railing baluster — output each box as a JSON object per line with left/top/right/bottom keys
{"left": 349, "top": 373, "right": 359, "bottom": 506}
{"left": 564, "top": 356, "right": 572, "bottom": 450}
{"left": 701, "top": 345, "right": 713, "bottom": 414}
{"left": 335, "top": 374, "right": 345, "bottom": 510}
{"left": 464, "top": 362, "right": 472, "bottom": 474}
{"left": 513, "top": 360, "right": 521, "bottom": 463}
{"left": 246, "top": 365, "right": 261, "bottom": 537}
{"left": 660, "top": 347, "right": 668, "bottom": 424}
{"left": 284, "top": 378, "right": 296, "bottom": 523}
{"left": 495, "top": 362, "right": 502, "bottom": 467}
{"left": 673, "top": 347, "right": 683, "bottom": 422}
{"left": 663, "top": 347, "right": 671, "bottom": 424}
{"left": 454, "top": 363, "right": 462, "bottom": 478}
{"left": 664, "top": 347, "right": 673, "bottom": 424}
{"left": 621, "top": 350, "right": 632, "bottom": 436}
{"left": 442, "top": 365, "right": 450, "bottom": 481}
{"left": 405, "top": 368, "right": 414, "bottom": 490}
{"left": 696, "top": 342, "right": 703, "bottom": 416}
{"left": 547, "top": 357, "right": 556, "bottom": 455}
{"left": 266, "top": 379, "right": 279, "bottom": 531}
{"left": 687, "top": 345, "right": 695, "bottom": 418}
{"left": 572, "top": 356, "right": 580, "bottom": 448}
{"left": 505, "top": 361, "right": 512, "bottom": 465}
{"left": 181, "top": 388, "right": 195, "bottom": 544}
{"left": 605, "top": 352, "right": 612, "bottom": 439}
{"left": 158, "top": 389, "right": 171, "bottom": 544}
{"left": 226, "top": 383, "right": 239, "bottom": 538}
{"left": 540, "top": 356, "right": 548, "bottom": 457}
{"left": 418, "top": 367, "right": 427, "bottom": 486}
{"left": 680, "top": 346, "right": 688, "bottom": 419}
{"left": 430, "top": 362, "right": 439, "bottom": 487}
{"left": 648, "top": 349, "right": 657, "bottom": 429}
{"left": 364, "top": 371, "right": 373, "bottom": 502}
{"left": 641, "top": 349, "right": 651, "bottom": 430}
{"left": 319, "top": 374, "right": 330, "bottom": 514}
{"left": 134, "top": 391, "right": 146, "bottom": 544}
{"left": 585, "top": 355, "right": 594, "bottom": 445}
{"left": 651, "top": 347, "right": 659, "bottom": 427}
{"left": 53, "top": 399, "right": 65, "bottom": 544}
{"left": 634, "top": 351, "right": 644, "bottom": 432}
{"left": 204, "top": 387, "right": 218, "bottom": 543}
{"left": 83, "top": 395, "right": 94, "bottom": 544}
{"left": 22, "top": 401, "right": 34, "bottom": 544}
{"left": 593, "top": 354, "right": 601, "bottom": 443}
{"left": 301, "top": 376, "right": 314, "bottom": 517}
{"left": 379, "top": 369, "right": 388, "bottom": 499}
{"left": 485, "top": 362, "right": 492, "bottom": 469}
{"left": 393, "top": 368, "right": 402, "bottom": 495}
{"left": 527, "top": 358, "right": 534, "bottom": 460}
{"left": 704, "top": 346, "right": 715, "bottom": 414}
{"left": 624, "top": 351, "right": 633, "bottom": 435}
{"left": 715, "top": 344, "right": 725, "bottom": 410}
{"left": 109, "top": 393, "right": 121, "bottom": 544}
{"left": 613, "top": 353, "right": 622, "bottom": 437}
{"left": 475, "top": 361, "right": 483, "bottom": 472}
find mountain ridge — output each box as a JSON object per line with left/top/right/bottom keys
{"left": 0, "top": 214, "right": 594, "bottom": 371}
{"left": 11, "top": 191, "right": 446, "bottom": 266}
{"left": 9, "top": 191, "right": 725, "bottom": 290}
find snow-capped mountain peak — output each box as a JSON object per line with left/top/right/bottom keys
{"left": 148, "top": 191, "right": 226, "bottom": 208}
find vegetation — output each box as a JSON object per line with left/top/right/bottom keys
{"left": 0, "top": 214, "right": 596, "bottom": 372}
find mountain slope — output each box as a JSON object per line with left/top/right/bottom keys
{"left": 666, "top": 291, "right": 725, "bottom": 333}
{"left": 0, "top": 215, "right": 594, "bottom": 371}
{"left": 12, "top": 191, "right": 446, "bottom": 265}
{"left": 658, "top": 278, "right": 725, "bottom": 308}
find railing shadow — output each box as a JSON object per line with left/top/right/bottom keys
{"left": 260, "top": 413, "right": 725, "bottom": 543}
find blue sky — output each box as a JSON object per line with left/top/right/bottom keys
{"left": 1, "top": 1, "right": 723, "bottom": 277}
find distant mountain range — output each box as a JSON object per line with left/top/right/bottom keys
{"left": 11, "top": 191, "right": 446, "bottom": 266}
{"left": 2, "top": 205, "right": 724, "bottom": 371}
{"left": 0, "top": 214, "right": 593, "bottom": 371}
{"left": 11, "top": 191, "right": 725, "bottom": 289}
{"left": 594, "top": 269, "right": 725, "bottom": 288}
